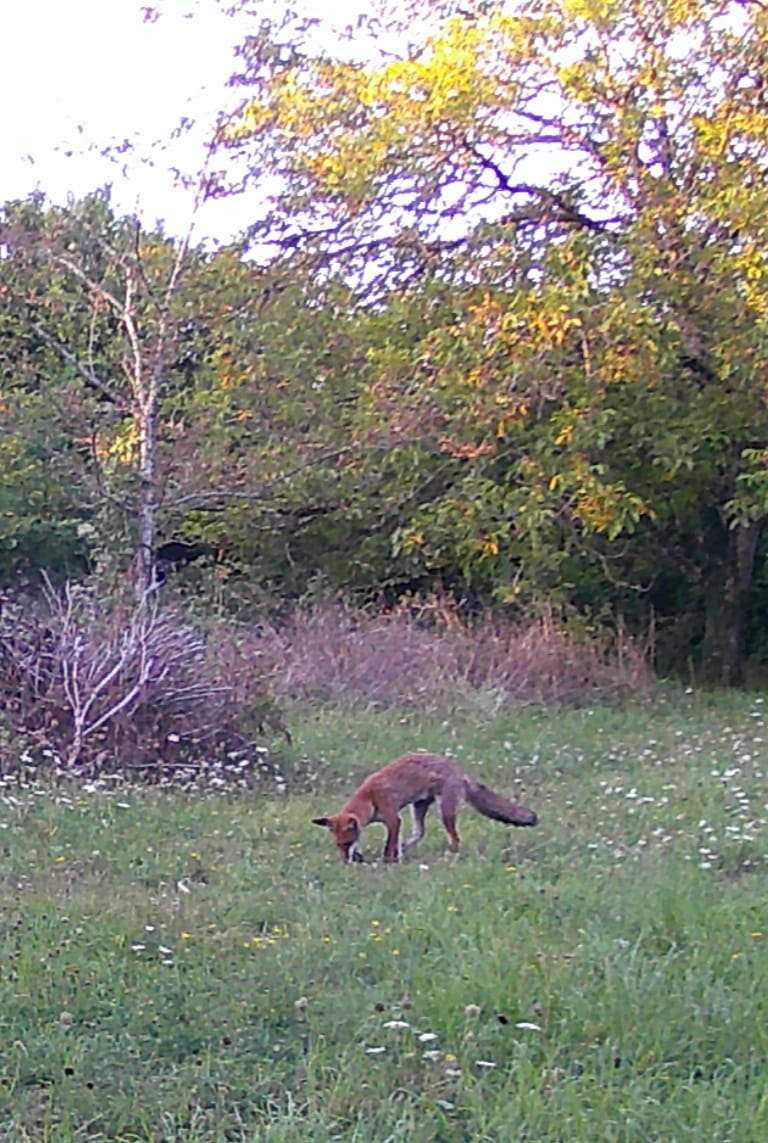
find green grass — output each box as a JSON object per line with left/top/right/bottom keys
{"left": 2, "top": 689, "right": 768, "bottom": 1141}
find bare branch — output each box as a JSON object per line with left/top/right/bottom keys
{"left": 30, "top": 329, "right": 126, "bottom": 411}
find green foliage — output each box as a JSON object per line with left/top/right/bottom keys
{"left": 0, "top": 412, "right": 89, "bottom": 583}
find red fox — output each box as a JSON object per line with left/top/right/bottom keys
{"left": 312, "top": 752, "right": 537, "bottom": 863}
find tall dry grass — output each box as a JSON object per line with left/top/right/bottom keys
{"left": 217, "top": 600, "right": 651, "bottom": 711}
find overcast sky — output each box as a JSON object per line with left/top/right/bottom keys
{"left": 2, "top": 0, "right": 370, "bottom": 240}
{"left": 1, "top": 0, "right": 464, "bottom": 243}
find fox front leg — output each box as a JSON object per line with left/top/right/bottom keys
{"left": 382, "top": 814, "right": 403, "bottom": 862}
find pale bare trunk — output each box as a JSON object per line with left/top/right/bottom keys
{"left": 135, "top": 401, "right": 157, "bottom": 600}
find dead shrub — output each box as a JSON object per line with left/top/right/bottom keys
{"left": 0, "top": 582, "right": 284, "bottom": 782}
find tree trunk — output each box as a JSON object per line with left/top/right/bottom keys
{"left": 701, "top": 520, "right": 759, "bottom": 685}
{"left": 135, "top": 400, "right": 157, "bottom": 601}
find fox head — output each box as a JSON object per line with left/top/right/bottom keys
{"left": 312, "top": 812, "right": 365, "bottom": 863}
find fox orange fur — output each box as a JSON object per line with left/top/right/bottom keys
{"left": 312, "top": 752, "right": 537, "bottom": 863}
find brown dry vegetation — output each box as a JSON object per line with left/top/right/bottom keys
{"left": 225, "top": 600, "right": 651, "bottom": 710}
{"left": 0, "top": 589, "right": 650, "bottom": 780}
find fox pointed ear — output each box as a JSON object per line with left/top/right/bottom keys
{"left": 312, "top": 816, "right": 330, "bottom": 827}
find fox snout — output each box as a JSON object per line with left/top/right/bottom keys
{"left": 333, "top": 838, "right": 364, "bottom": 864}
{"left": 312, "top": 813, "right": 363, "bottom": 862}
{"left": 515, "top": 806, "right": 538, "bottom": 827}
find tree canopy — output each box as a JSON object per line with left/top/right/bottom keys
{"left": 3, "top": 0, "right": 768, "bottom": 681}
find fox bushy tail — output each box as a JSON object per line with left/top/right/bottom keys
{"left": 465, "top": 781, "right": 537, "bottom": 827}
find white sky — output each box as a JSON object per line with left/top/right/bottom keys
{"left": 1, "top": 0, "right": 370, "bottom": 242}
{"left": 2, "top": 0, "right": 263, "bottom": 239}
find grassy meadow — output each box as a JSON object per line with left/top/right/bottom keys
{"left": 1, "top": 689, "right": 767, "bottom": 1141}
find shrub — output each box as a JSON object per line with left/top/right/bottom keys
{"left": 0, "top": 582, "right": 284, "bottom": 782}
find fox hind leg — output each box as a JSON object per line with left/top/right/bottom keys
{"left": 403, "top": 797, "right": 434, "bottom": 852}
{"left": 437, "top": 792, "right": 461, "bottom": 853}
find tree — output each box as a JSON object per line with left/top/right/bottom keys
{"left": 219, "top": 0, "right": 768, "bottom": 680}
{"left": 0, "top": 189, "right": 215, "bottom": 596}
{"left": 0, "top": 193, "right": 405, "bottom": 604}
